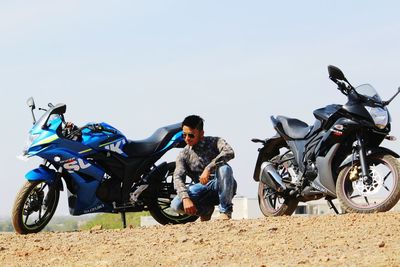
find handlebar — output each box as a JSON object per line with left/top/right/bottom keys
{"left": 335, "top": 79, "right": 353, "bottom": 96}
{"left": 82, "top": 123, "right": 118, "bottom": 134}
{"left": 64, "top": 123, "right": 117, "bottom": 140}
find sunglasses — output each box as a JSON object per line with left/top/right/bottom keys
{"left": 182, "top": 132, "right": 195, "bottom": 139}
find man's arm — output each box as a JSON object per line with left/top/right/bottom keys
{"left": 205, "top": 137, "right": 235, "bottom": 172}
{"left": 173, "top": 151, "right": 197, "bottom": 215}
{"left": 200, "top": 137, "right": 235, "bottom": 185}
{"left": 173, "top": 151, "right": 189, "bottom": 199}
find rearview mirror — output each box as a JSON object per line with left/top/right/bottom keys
{"left": 328, "top": 65, "right": 346, "bottom": 81}
{"left": 327, "top": 65, "right": 353, "bottom": 92}
{"left": 27, "top": 97, "right": 35, "bottom": 109}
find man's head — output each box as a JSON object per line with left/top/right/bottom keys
{"left": 182, "top": 115, "right": 204, "bottom": 146}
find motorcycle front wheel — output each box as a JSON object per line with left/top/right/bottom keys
{"left": 336, "top": 154, "right": 400, "bottom": 213}
{"left": 148, "top": 162, "right": 198, "bottom": 224}
{"left": 12, "top": 180, "right": 59, "bottom": 234}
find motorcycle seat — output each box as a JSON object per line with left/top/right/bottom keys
{"left": 276, "top": 116, "right": 312, "bottom": 139}
{"left": 123, "top": 123, "right": 182, "bottom": 157}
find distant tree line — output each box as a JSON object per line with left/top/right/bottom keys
{"left": 0, "top": 212, "right": 149, "bottom": 232}
{"left": 0, "top": 220, "right": 13, "bottom": 232}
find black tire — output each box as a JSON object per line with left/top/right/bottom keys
{"left": 148, "top": 162, "right": 198, "bottom": 224}
{"left": 258, "top": 149, "right": 299, "bottom": 217}
{"left": 258, "top": 181, "right": 299, "bottom": 216}
{"left": 12, "top": 180, "right": 59, "bottom": 234}
{"left": 336, "top": 154, "right": 400, "bottom": 213}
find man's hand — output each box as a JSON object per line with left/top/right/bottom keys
{"left": 183, "top": 198, "right": 197, "bottom": 215}
{"left": 199, "top": 168, "right": 211, "bottom": 185}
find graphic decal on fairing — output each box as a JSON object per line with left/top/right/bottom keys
{"left": 103, "top": 139, "right": 126, "bottom": 154}
{"left": 63, "top": 158, "right": 91, "bottom": 173}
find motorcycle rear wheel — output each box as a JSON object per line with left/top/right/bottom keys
{"left": 12, "top": 180, "right": 59, "bottom": 234}
{"left": 336, "top": 154, "right": 400, "bottom": 213}
{"left": 148, "top": 162, "right": 198, "bottom": 224}
{"left": 258, "top": 182, "right": 299, "bottom": 216}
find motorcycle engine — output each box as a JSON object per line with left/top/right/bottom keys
{"left": 96, "top": 176, "right": 122, "bottom": 203}
{"left": 278, "top": 153, "right": 300, "bottom": 185}
{"left": 304, "top": 162, "right": 318, "bottom": 180}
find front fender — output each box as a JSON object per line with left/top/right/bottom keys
{"left": 25, "top": 165, "right": 57, "bottom": 184}
{"left": 339, "top": 147, "right": 400, "bottom": 169}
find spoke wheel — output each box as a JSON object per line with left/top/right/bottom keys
{"left": 148, "top": 162, "right": 198, "bottom": 224}
{"left": 258, "top": 150, "right": 299, "bottom": 217}
{"left": 12, "top": 180, "right": 59, "bottom": 234}
{"left": 337, "top": 154, "right": 400, "bottom": 213}
{"left": 258, "top": 181, "right": 298, "bottom": 216}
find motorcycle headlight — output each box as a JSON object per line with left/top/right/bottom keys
{"left": 365, "top": 106, "right": 389, "bottom": 129}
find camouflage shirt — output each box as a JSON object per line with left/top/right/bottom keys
{"left": 173, "top": 136, "right": 235, "bottom": 199}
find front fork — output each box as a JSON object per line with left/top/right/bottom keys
{"left": 356, "top": 133, "right": 371, "bottom": 183}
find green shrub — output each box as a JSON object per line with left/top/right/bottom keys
{"left": 80, "top": 212, "right": 150, "bottom": 230}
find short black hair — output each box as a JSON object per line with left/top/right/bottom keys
{"left": 182, "top": 115, "right": 204, "bottom": 130}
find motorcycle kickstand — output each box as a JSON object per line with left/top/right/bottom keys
{"left": 326, "top": 199, "right": 340, "bottom": 214}
{"left": 121, "top": 211, "right": 127, "bottom": 228}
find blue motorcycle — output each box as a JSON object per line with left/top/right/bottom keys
{"left": 12, "top": 98, "right": 197, "bottom": 234}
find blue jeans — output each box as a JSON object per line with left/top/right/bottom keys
{"left": 170, "top": 164, "right": 237, "bottom": 216}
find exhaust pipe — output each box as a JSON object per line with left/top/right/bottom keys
{"left": 259, "top": 162, "right": 286, "bottom": 192}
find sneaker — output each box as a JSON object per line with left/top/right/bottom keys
{"left": 200, "top": 206, "right": 215, "bottom": 222}
{"left": 217, "top": 212, "right": 232, "bottom": 220}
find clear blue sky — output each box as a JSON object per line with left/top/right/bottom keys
{"left": 1, "top": 1, "right": 400, "bottom": 216}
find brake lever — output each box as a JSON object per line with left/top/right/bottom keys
{"left": 251, "top": 138, "right": 266, "bottom": 144}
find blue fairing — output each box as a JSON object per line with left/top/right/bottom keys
{"left": 22, "top": 102, "right": 181, "bottom": 216}
{"left": 25, "top": 166, "right": 57, "bottom": 184}
{"left": 66, "top": 172, "right": 112, "bottom": 214}
{"left": 80, "top": 122, "right": 129, "bottom": 157}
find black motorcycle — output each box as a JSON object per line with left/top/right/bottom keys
{"left": 252, "top": 65, "right": 400, "bottom": 215}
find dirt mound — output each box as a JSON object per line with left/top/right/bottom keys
{"left": 0, "top": 212, "right": 399, "bottom": 266}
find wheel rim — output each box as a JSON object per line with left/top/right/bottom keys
{"left": 260, "top": 183, "right": 286, "bottom": 213}
{"left": 22, "top": 182, "right": 58, "bottom": 230}
{"left": 156, "top": 197, "right": 194, "bottom": 221}
{"left": 156, "top": 169, "right": 195, "bottom": 222}
{"left": 342, "top": 158, "right": 397, "bottom": 209}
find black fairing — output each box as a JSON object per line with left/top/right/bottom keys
{"left": 313, "top": 104, "right": 342, "bottom": 126}
{"left": 342, "top": 91, "right": 373, "bottom": 122}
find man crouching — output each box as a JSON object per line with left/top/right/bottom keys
{"left": 170, "top": 115, "right": 237, "bottom": 221}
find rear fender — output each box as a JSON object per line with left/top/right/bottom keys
{"left": 253, "top": 135, "right": 286, "bottom": 181}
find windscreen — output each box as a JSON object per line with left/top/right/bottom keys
{"left": 355, "top": 84, "right": 382, "bottom": 103}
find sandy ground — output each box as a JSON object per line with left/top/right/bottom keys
{"left": 0, "top": 212, "right": 399, "bottom": 267}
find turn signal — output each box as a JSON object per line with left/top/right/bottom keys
{"left": 385, "top": 135, "right": 397, "bottom": 141}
